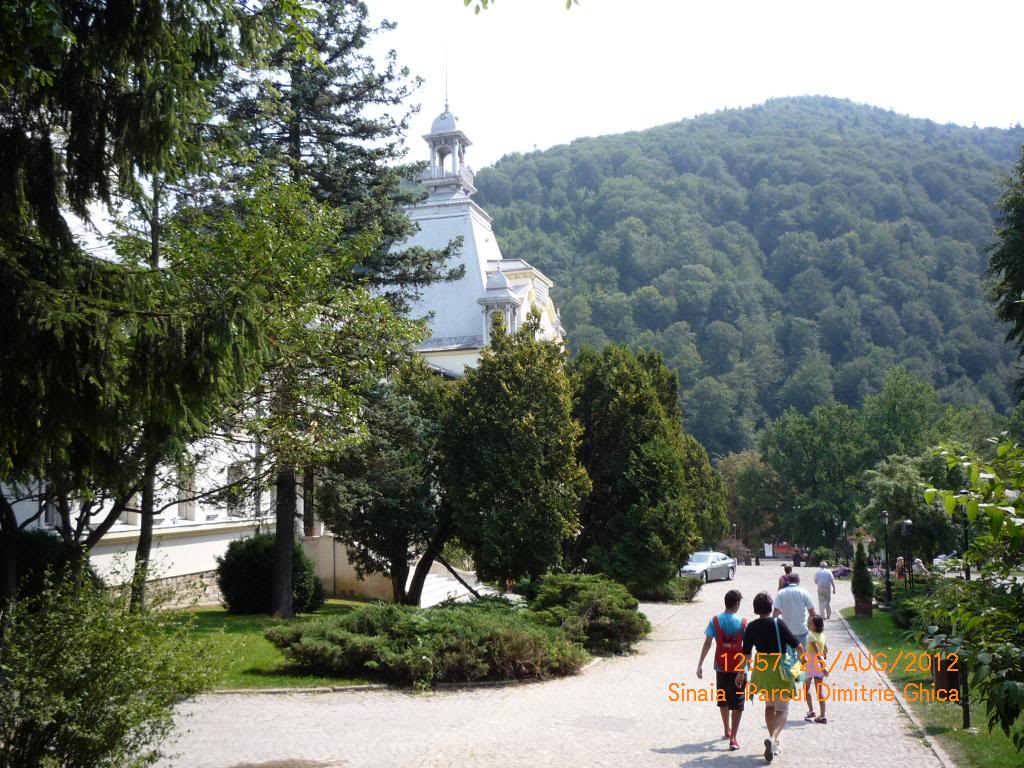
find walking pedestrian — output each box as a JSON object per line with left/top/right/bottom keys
{"left": 778, "top": 563, "right": 792, "bottom": 590}
{"left": 774, "top": 573, "right": 816, "bottom": 647}
{"left": 802, "top": 615, "right": 829, "bottom": 723}
{"left": 696, "top": 589, "right": 746, "bottom": 751}
{"left": 736, "top": 592, "right": 805, "bottom": 763}
{"left": 814, "top": 561, "right": 836, "bottom": 619}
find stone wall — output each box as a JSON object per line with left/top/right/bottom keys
{"left": 151, "top": 570, "right": 222, "bottom": 608}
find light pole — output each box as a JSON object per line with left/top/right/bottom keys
{"left": 881, "top": 510, "right": 892, "bottom": 605}
{"left": 957, "top": 496, "right": 971, "bottom": 583}
{"left": 902, "top": 518, "right": 914, "bottom": 593}
{"left": 842, "top": 520, "right": 848, "bottom": 566}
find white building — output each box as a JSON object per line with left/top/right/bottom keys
{"left": 407, "top": 103, "right": 562, "bottom": 376}
{"left": 11, "top": 103, "right": 562, "bottom": 603}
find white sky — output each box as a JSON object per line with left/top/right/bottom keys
{"left": 369, "top": 0, "right": 1024, "bottom": 169}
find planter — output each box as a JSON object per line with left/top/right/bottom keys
{"left": 854, "top": 597, "right": 873, "bottom": 617}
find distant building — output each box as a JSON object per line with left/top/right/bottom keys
{"left": 404, "top": 102, "right": 562, "bottom": 376}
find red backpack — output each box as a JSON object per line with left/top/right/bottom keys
{"left": 713, "top": 615, "right": 747, "bottom": 672}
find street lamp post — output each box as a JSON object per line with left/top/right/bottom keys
{"left": 842, "top": 520, "right": 848, "bottom": 566}
{"left": 957, "top": 497, "right": 971, "bottom": 583}
{"left": 881, "top": 510, "right": 892, "bottom": 605}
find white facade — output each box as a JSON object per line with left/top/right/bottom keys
{"left": 405, "top": 104, "right": 562, "bottom": 377}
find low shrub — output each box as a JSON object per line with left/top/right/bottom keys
{"left": 216, "top": 534, "right": 325, "bottom": 614}
{"left": 808, "top": 546, "right": 834, "bottom": 567}
{"left": 0, "top": 575, "right": 209, "bottom": 767}
{"left": 633, "top": 575, "right": 703, "bottom": 603}
{"left": 265, "top": 600, "right": 587, "bottom": 687}
{"left": 528, "top": 573, "right": 651, "bottom": 654}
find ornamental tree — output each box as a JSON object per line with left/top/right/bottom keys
{"left": 441, "top": 312, "right": 590, "bottom": 584}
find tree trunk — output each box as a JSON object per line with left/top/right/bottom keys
{"left": 271, "top": 467, "right": 296, "bottom": 618}
{"left": 404, "top": 520, "right": 452, "bottom": 606}
{"left": 301, "top": 466, "right": 315, "bottom": 535}
{"left": 130, "top": 465, "right": 156, "bottom": 611}
{"left": 0, "top": 495, "right": 18, "bottom": 607}
{"left": 390, "top": 561, "right": 409, "bottom": 605}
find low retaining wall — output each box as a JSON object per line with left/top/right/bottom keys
{"left": 301, "top": 536, "right": 394, "bottom": 602}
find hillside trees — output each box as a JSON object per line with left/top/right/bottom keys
{"left": 989, "top": 146, "right": 1024, "bottom": 366}
{"left": 476, "top": 97, "right": 1023, "bottom": 454}
{"left": 442, "top": 313, "right": 590, "bottom": 585}
{"left": 568, "top": 345, "right": 726, "bottom": 593}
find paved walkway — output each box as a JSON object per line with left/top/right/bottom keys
{"left": 158, "top": 565, "right": 939, "bottom": 767}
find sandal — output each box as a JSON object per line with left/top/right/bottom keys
{"left": 815, "top": 716, "right": 828, "bottom": 724}
{"left": 804, "top": 710, "right": 815, "bottom": 720}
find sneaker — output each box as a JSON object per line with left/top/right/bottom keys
{"left": 763, "top": 738, "right": 774, "bottom": 763}
{"left": 729, "top": 738, "right": 740, "bottom": 751}
{"left": 773, "top": 738, "right": 781, "bottom": 755}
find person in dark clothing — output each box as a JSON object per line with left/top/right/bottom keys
{"left": 735, "top": 591, "right": 805, "bottom": 763}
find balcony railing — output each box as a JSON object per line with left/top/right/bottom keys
{"left": 420, "top": 166, "right": 475, "bottom": 186}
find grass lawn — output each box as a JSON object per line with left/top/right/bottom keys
{"left": 842, "top": 608, "right": 1021, "bottom": 768}
{"left": 183, "top": 598, "right": 374, "bottom": 689}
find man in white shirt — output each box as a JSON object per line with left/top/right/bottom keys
{"left": 814, "top": 562, "right": 837, "bottom": 619}
{"left": 773, "top": 573, "right": 816, "bottom": 646}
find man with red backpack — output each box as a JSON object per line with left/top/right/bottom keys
{"left": 696, "top": 589, "right": 746, "bottom": 751}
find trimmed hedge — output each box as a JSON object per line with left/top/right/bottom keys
{"left": 216, "top": 533, "right": 325, "bottom": 614}
{"left": 265, "top": 600, "right": 588, "bottom": 687}
{"left": 632, "top": 575, "right": 703, "bottom": 603}
{"left": 528, "top": 573, "right": 651, "bottom": 654}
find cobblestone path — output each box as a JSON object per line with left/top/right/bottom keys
{"left": 159, "top": 565, "right": 940, "bottom": 767}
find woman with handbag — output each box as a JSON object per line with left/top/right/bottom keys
{"left": 735, "top": 591, "right": 805, "bottom": 763}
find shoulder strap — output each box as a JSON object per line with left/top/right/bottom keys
{"left": 740, "top": 617, "right": 747, "bottom": 632}
{"left": 773, "top": 617, "right": 782, "bottom": 652}
{"left": 712, "top": 614, "right": 725, "bottom": 643}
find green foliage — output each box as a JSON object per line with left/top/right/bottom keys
{"left": 0, "top": 576, "right": 210, "bottom": 767}
{"left": 216, "top": 534, "right": 324, "bottom": 615}
{"left": 807, "top": 546, "right": 834, "bottom": 567}
{"left": 569, "top": 345, "right": 725, "bottom": 594}
{"left": 474, "top": 97, "right": 1022, "bottom": 453}
{"left": 989, "top": 147, "right": 1024, "bottom": 367}
{"left": 630, "top": 575, "right": 703, "bottom": 603}
{"left": 863, "top": 454, "right": 957, "bottom": 561}
{"left": 442, "top": 313, "right": 590, "bottom": 584}
{"left": 528, "top": 573, "right": 651, "bottom": 654}
{"left": 14, "top": 529, "right": 98, "bottom": 599}
{"left": 851, "top": 541, "right": 873, "bottom": 602}
{"left": 317, "top": 359, "right": 451, "bottom": 603}
{"left": 922, "top": 439, "right": 1024, "bottom": 752}
{"left": 265, "top": 600, "right": 588, "bottom": 687}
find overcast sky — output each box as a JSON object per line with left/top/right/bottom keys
{"left": 368, "top": 0, "right": 1024, "bottom": 169}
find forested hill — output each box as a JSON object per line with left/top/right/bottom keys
{"left": 473, "top": 96, "right": 1024, "bottom": 456}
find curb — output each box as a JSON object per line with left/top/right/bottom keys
{"left": 837, "top": 611, "right": 958, "bottom": 768}
{"left": 210, "top": 683, "right": 389, "bottom": 695}
{"left": 209, "top": 657, "right": 608, "bottom": 696}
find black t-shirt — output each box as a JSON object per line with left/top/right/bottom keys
{"left": 742, "top": 616, "right": 800, "bottom": 657}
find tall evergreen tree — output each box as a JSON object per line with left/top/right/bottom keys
{"left": 569, "top": 345, "right": 726, "bottom": 594}
{"left": 442, "top": 313, "right": 590, "bottom": 585}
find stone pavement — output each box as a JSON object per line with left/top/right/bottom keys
{"left": 158, "top": 565, "right": 940, "bottom": 767}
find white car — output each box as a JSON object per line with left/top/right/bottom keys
{"left": 680, "top": 551, "right": 736, "bottom": 583}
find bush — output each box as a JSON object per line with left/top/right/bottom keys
{"left": 265, "top": 600, "right": 587, "bottom": 687}
{"left": 808, "top": 546, "right": 834, "bottom": 567}
{"left": 633, "top": 575, "right": 703, "bottom": 603}
{"left": 851, "top": 541, "right": 873, "bottom": 602}
{"left": 15, "top": 528, "right": 98, "bottom": 598}
{"left": 0, "top": 575, "right": 209, "bottom": 767}
{"left": 528, "top": 573, "right": 651, "bottom": 654}
{"left": 216, "top": 533, "right": 325, "bottom": 614}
